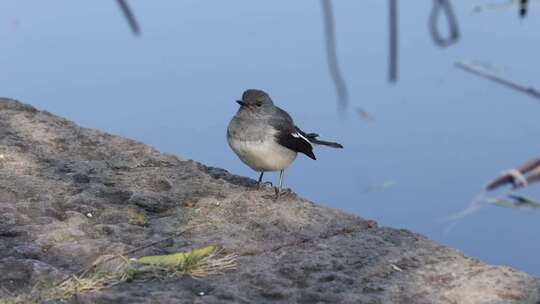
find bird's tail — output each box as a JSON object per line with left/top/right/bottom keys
{"left": 304, "top": 132, "right": 343, "bottom": 148}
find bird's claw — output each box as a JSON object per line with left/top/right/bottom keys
{"left": 256, "top": 181, "right": 273, "bottom": 189}
{"left": 274, "top": 187, "right": 292, "bottom": 200}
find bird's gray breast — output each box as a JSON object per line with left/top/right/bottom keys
{"left": 227, "top": 114, "right": 267, "bottom": 142}
{"left": 227, "top": 114, "right": 297, "bottom": 171}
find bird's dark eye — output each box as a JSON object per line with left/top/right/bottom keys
{"left": 256, "top": 103, "right": 262, "bottom": 107}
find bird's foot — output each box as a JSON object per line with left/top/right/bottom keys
{"left": 274, "top": 187, "right": 293, "bottom": 200}
{"left": 256, "top": 181, "right": 273, "bottom": 190}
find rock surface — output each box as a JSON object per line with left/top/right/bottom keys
{"left": 0, "top": 98, "right": 539, "bottom": 304}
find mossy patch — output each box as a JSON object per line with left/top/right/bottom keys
{"left": 127, "top": 207, "right": 149, "bottom": 227}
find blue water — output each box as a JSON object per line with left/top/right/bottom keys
{"left": 1, "top": 1, "right": 539, "bottom": 275}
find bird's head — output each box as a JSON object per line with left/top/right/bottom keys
{"left": 236, "top": 89, "right": 274, "bottom": 113}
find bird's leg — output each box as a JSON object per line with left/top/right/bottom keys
{"left": 275, "top": 170, "right": 284, "bottom": 199}
{"left": 256, "top": 171, "right": 264, "bottom": 189}
{"left": 256, "top": 171, "right": 273, "bottom": 189}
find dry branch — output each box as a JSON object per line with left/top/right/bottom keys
{"left": 486, "top": 157, "right": 540, "bottom": 190}
{"left": 456, "top": 61, "right": 540, "bottom": 101}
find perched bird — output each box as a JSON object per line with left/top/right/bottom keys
{"left": 227, "top": 89, "right": 343, "bottom": 197}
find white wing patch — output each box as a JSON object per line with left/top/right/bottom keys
{"left": 292, "top": 132, "right": 311, "bottom": 144}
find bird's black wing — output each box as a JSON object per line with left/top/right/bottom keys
{"left": 269, "top": 108, "right": 316, "bottom": 160}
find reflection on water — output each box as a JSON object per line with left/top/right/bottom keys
{"left": 0, "top": 1, "right": 539, "bottom": 275}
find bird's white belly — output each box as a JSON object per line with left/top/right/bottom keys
{"left": 228, "top": 138, "right": 297, "bottom": 172}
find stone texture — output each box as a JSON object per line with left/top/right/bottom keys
{"left": 0, "top": 97, "right": 539, "bottom": 304}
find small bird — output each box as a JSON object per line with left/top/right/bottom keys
{"left": 227, "top": 89, "right": 343, "bottom": 197}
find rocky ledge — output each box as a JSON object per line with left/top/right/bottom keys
{"left": 0, "top": 98, "right": 539, "bottom": 304}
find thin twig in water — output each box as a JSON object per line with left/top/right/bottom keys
{"left": 116, "top": 0, "right": 140, "bottom": 36}
{"left": 486, "top": 157, "right": 540, "bottom": 190}
{"left": 356, "top": 107, "right": 375, "bottom": 121}
{"left": 320, "top": 0, "right": 348, "bottom": 109}
{"left": 388, "top": 0, "right": 398, "bottom": 83}
{"left": 472, "top": 0, "right": 539, "bottom": 14}
{"left": 456, "top": 61, "right": 540, "bottom": 101}
{"left": 429, "top": 0, "right": 460, "bottom": 47}
{"left": 520, "top": 0, "right": 529, "bottom": 17}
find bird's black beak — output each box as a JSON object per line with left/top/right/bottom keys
{"left": 236, "top": 100, "right": 246, "bottom": 106}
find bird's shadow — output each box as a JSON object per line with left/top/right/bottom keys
{"left": 198, "top": 164, "right": 258, "bottom": 188}
{"left": 198, "top": 164, "right": 299, "bottom": 201}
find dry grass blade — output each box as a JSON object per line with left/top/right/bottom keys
{"left": 190, "top": 250, "right": 238, "bottom": 278}
{"left": 0, "top": 272, "right": 122, "bottom": 304}
{"left": 1, "top": 245, "right": 237, "bottom": 304}
{"left": 57, "top": 228, "right": 193, "bottom": 286}
{"left": 130, "top": 247, "right": 237, "bottom": 279}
